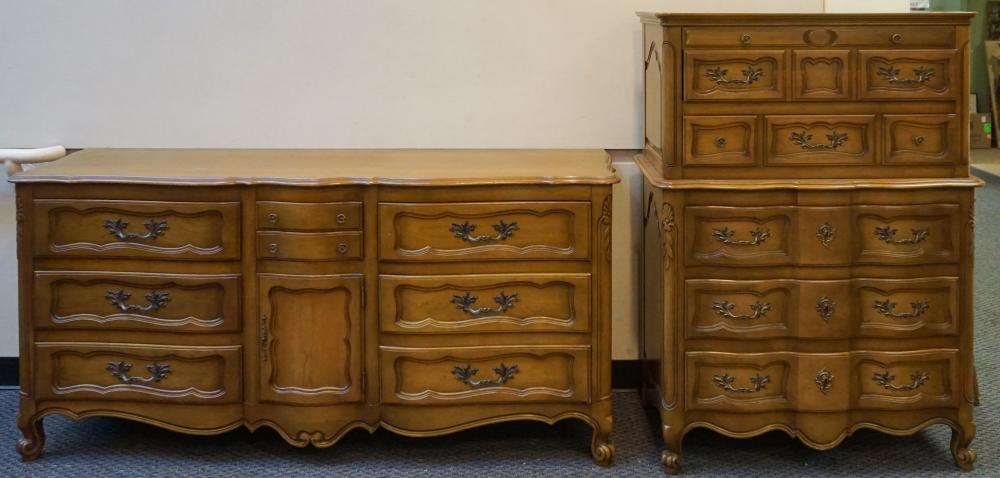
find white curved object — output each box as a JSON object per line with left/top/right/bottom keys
{"left": 1, "top": 146, "right": 66, "bottom": 177}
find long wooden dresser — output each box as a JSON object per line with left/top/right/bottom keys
{"left": 637, "top": 13, "right": 981, "bottom": 473}
{"left": 10, "top": 149, "right": 618, "bottom": 464}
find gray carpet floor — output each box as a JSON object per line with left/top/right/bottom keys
{"left": 3, "top": 174, "right": 999, "bottom": 477}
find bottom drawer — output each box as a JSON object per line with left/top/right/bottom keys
{"left": 380, "top": 345, "right": 590, "bottom": 405}
{"left": 687, "top": 349, "right": 959, "bottom": 413}
{"left": 34, "top": 342, "right": 242, "bottom": 404}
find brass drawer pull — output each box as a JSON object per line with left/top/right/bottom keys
{"left": 336, "top": 243, "right": 349, "bottom": 254}
{"left": 815, "top": 369, "right": 835, "bottom": 394}
{"left": 872, "top": 299, "right": 930, "bottom": 319}
{"left": 449, "top": 220, "right": 519, "bottom": 243}
{"left": 452, "top": 362, "right": 519, "bottom": 389}
{"left": 260, "top": 315, "right": 268, "bottom": 362}
{"left": 816, "top": 222, "right": 836, "bottom": 248}
{"left": 815, "top": 296, "right": 836, "bottom": 322}
{"left": 451, "top": 291, "right": 518, "bottom": 315}
{"left": 873, "top": 369, "right": 929, "bottom": 391}
{"left": 712, "top": 300, "right": 770, "bottom": 320}
{"left": 266, "top": 212, "right": 279, "bottom": 224}
{"left": 712, "top": 226, "right": 770, "bottom": 246}
{"left": 890, "top": 33, "right": 903, "bottom": 44}
{"left": 103, "top": 218, "right": 168, "bottom": 241}
{"left": 106, "top": 361, "right": 171, "bottom": 384}
{"left": 873, "top": 226, "right": 930, "bottom": 245}
{"left": 105, "top": 289, "right": 170, "bottom": 312}
{"left": 914, "top": 135, "right": 926, "bottom": 146}
{"left": 705, "top": 66, "right": 763, "bottom": 85}
{"left": 712, "top": 373, "right": 770, "bottom": 393}
{"left": 268, "top": 243, "right": 279, "bottom": 254}
{"left": 877, "top": 65, "right": 935, "bottom": 85}
{"left": 336, "top": 213, "right": 347, "bottom": 224}
{"left": 789, "top": 131, "right": 848, "bottom": 151}
{"left": 714, "top": 137, "right": 727, "bottom": 148}
{"left": 740, "top": 33, "right": 752, "bottom": 44}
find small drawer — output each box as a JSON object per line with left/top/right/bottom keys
{"left": 765, "top": 115, "right": 876, "bottom": 166}
{"left": 852, "top": 350, "right": 959, "bottom": 410}
{"left": 855, "top": 204, "right": 961, "bottom": 265}
{"left": 33, "top": 200, "right": 240, "bottom": 260}
{"left": 257, "top": 231, "right": 363, "bottom": 261}
{"left": 685, "top": 206, "right": 794, "bottom": 266}
{"left": 792, "top": 49, "right": 851, "bottom": 100}
{"left": 380, "top": 345, "right": 590, "bottom": 404}
{"left": 257, "top": 201, "right": 362, "bottom": 231}
{"left": 34, "top": 271, "right": 241, "bottom": 333}
{"left": 883, "top": 114, "right": 960, "bottom": 165}
{"left": 378, "top": 202, "right": 591, "bottom": 262}
{"left": 684, "top": 50, "right": 786, "bottom": 101}
{"left": 683, "top": 26, "right": 955, "bottom": 48}
{"left": 859, "top": 49, "right": 960, "bottom": 100}
{"left": 856, "top": 277, "right": 960, "bottom": 338}
{"left": 34, "top": 342, "right": 242, "bottom": 404}
{"left": 683, "top": 116, "right": 757, "bottom": 166}
{"left": 379, "top": 273, "right": 591, "bottom": 334}
{"left": 686, "top": 351, "right": 795, "bottom": 412}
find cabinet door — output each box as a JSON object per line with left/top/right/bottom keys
{"left": 258, "top": 274, "right": 363, "bottom": 405}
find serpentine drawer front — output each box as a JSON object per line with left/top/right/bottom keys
{"left": 639, "top": 12, "right": 979, "bottom": 474}
{"left": 11, "top": 148, "right": 617, "bottom": 465}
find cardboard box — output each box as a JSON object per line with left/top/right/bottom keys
{"left": 970, "top": 113, "right": 992, "bottom": 149}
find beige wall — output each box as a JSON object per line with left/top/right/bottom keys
{"left": 0, "top": 0, "right": 907, "bottom": 358}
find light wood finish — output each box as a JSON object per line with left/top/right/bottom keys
{"left": 638, "top": 13, "right": 979, "bottom": 474}
{"left": 12, "top": 149, "right": 618, "bottom": 465}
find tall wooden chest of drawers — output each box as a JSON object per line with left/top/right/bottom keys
{"left": 637, "top": 13, "right": 981, "bottom": 474}
{"left": 11, "top": 149, "right": 618, "bottom": 464}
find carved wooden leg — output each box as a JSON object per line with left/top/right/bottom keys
{"left": 16, "top": 415, "right": 44, "bottom": 462}
{"left": 661, "top": 422, "right": 683, "bottom": 475}
{"left": 590, "top": 416, "right": 615, "bottom": 466}
{"left": 950, "top": 426, "right": 976, "bottom": 471}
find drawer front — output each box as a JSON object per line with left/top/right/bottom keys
{"left": 34, "top": 343, "right": 242, "bottom": 404}
{"left": 686, "top": 206, "right": 794, "bottom": 266}
{"left": 380, "top": 274, "right": 591, "bottom": 334}
{"left": 859, "top": 49, "right": 959, "bottom": 100}
{"left": 883, "top": 114, "right": 960, "bottom": 165}
{"left": 34, "top": 271, "right": 241, "bottom": 333}
{"left": 684, "top": 50, "right": 785, "bottom": 101}
{"left": 378, "top": 202, "right": 591, "bottom": 262}
{"left": 686, "top": 351, "right": 794, "bottom": 412}
{"left": 792, "top": 49, "right": 851, "bottom": 100}
{"left": 34, "top": 200, "right": 240, "bottom": 260}
{"left": 257, "top": 201, "right": 362, "bottom": 231}
{"left": 685, "top": 278, "right": 959, "bottom": 340}
{"left": 683, "top": 116, "right": 757, "bottom": 166}
{"left": 380, "top": 346, "right": 590, "bottom": 404}
{"left": 855, "top": 204, "right": 961, "bottom": 264}
{"left": 684, "top": 27, "right": 955, "bottom": 48}
{"left": 853, "top": 350, "right": 959, "bottom": 410}
{"left": 257, "top": 231, "right": 363, "bottom": 261}
{"left": 765, "top": 115, "right": 876, "bottom": 165}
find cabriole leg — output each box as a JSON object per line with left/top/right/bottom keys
{"left": 16, "top": 415, "right": 44, "bottom": 462}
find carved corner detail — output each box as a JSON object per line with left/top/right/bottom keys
{"left": 599, "top": 195, "right": 612, "bottom": 264}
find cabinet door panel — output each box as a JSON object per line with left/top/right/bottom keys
{"left": 792, "top": 50, "right": 851, "bottom": 100}
{"left": 258, "top": 274, "right": 363, "bottom": 405}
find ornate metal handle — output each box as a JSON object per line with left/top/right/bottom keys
{"left": 712, "top": 300, "right": 770, "bottom": 320}
{"left": 103, "top": 218, "right": 168, "bottom": 241}
{"left": 705, "top": 66, "right": 763, "bottom": 85}
{"left": 877, "top": 66, "right": 935, "bottom": 85}
{"left": 452, "top": 363, "right": 519, "bottom": 388}
{"left": 872, "top": 299, "right": 929, "bottom": 319}
{"left": 712, "top": 226, "right": 770, "bottom": 246}
{"left": 873, "top": 369, "right": 929, "bottom": 391}
{"left": 449, "top": 220, "right": 519, "bottom": 243}
{"left": 815, "top": 369, "right": 835, "bottom": 394}
{"left": 874, "top": 226, "right": 929, "bottom": 245}
{"left": 789, "top": 131, "right": 848, "bottom": 151}
{"left": 450, "top": 292, "right": 518, "bottom": 315}
{"left": 105, "top": 289, "right": 170, "bottom": 312}
{"left": 816, "top": 223, "right": 836, "bottom": 248}
{"left": 712, "top": 373, "right": 770, "bottom": 393}
{"left": 260, "top": 315, "right": 268, "bottom": 362}
{"left": 816, "top": 296, "right": 836, "bottom": 322}
{"left": 106, "top": 361, "right": 171, "bottom": 384}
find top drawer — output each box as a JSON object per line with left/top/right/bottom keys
{"left": 257, "top": 201, "right": 362, "bottom": 231}
{"left": 379, "top": 202, "right": 591, "bottom": 262}
{"left": 684, "top": 26, "right": 955, "bottom": 48}
{"left": 33, "top": 200, "right": 240, "bottom": 260}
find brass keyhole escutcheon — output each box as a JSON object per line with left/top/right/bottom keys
{"left": 914, "top": 136, "right": 926, "bottom": 146}
{"left": 336, "top": 213, "right": 347, "bottom": 224}
{"left": 715, "top": 137, "right": 727, "bottom": 148}
{"left": 337, "top": 243, "right": 348, "bottom": 254}
{"left": 268, "top": 243, "right": 279, "bottom": 254}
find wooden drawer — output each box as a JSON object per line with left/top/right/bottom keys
{"left": 380, "top": 345, "right": 590, "bottom": 404}
{"left": 855, "top": 204, "right": 961, "bottom": 265}
{"left": 792, "top": 49, "right": 851, "bottom": 100}
{"left": 379, "top": 273, "right": 591, "bottom": 334}
{"left": 686, "top": 205, "right": 795, "bottom": 266}
{"left": 683, "top": 116, "right": 757, "bottom": 166}
{"left": 33, "top": 271, "right": 241, "bottom": 333}
{"left": 853, "top": 350, "right": 960, "bottom": 410}
{"left": 686, "top": 351, "right": 795, "bottom": 412}
{"left": 685, "top": 277, "right": 959, "bottom": 340}
{"left": 34, "top": 342, "right": 242, "bottom": 404}
{"left": 859, "top": 49, "right": 959, "bottom": 100}
{"left": 378, "top": 202, "right": 591, "bottom": 262}
{"left": 257, "top": 201, "right": 362, "bottom": 231}
{"left": 257, "top": 231, "right": 363, "bottom": 261}
{"left": 684, "top": 26, "right": 955, "bottom": 48}
{"left": 684, "top": 50, "right": 785, "bottom": 101}
{"left": 883, "top": 114, "right": 960, "bottom": 165}
{"left": 765, "top": 115, "right": 876, "bottom": 166}
{"left": 33, "top": 200, "right": 240, "bottom": 260}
